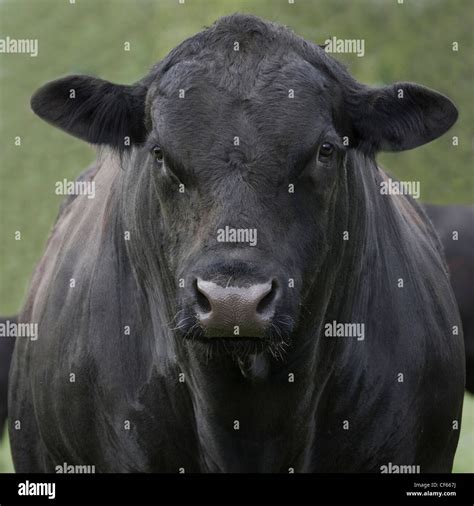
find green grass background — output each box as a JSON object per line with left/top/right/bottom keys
{"left": 0, "top": 0, "right": 472, "bottom": 472}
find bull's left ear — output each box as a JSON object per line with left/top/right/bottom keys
{"left": 31, "top": 75, "right": 148, "bottom": 148}
{"left": 347, "top": 82, "right": 458, "bottom": 151}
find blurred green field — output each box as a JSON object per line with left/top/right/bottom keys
{"left": 0, "top": 0, "right": 472, "bottom": 473}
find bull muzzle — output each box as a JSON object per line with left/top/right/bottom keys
{"left": 193, "top": 278, "right": 279, "bottom": 338}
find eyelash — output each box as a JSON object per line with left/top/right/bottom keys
{"left": 145, "top": 136, "right": 161, "bottom": 151}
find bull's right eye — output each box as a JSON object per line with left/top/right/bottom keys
{"left": 151, "top": 145, "right": 164, "bottom": 163}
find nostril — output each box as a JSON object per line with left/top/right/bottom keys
{"left": 194, "top": 279, "right": 212, "bottom": 314}
{"left": 256, "top": 280, "right": 278, "bottom": 315}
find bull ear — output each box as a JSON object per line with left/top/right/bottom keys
{"left": 347, "top": 82, "right": 458, "bottom": 151}
{"left": 30, "top": 75, "right": 148, "bottom": 148}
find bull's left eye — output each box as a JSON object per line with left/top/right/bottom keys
{"left": 151, "top": 145, "right": 164, "bottom": 163}
{"left": 318, "top": 142, "right": 335, "bottom": 160}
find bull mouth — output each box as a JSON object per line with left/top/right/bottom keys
{"left": 189, "top": 335, "right": 269, "bottom": 344}
{"left": 187, "top": 335, "right": 278, "bottom": 360}
{"left": 177, "top": 318, "right": 293, "bottom": 360}
{"left": 183, "top": 329, "right": 272, "bottom": 346}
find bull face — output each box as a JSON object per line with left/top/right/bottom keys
{"left": 140, "top": 56, "right": 346, "bottom": 355}
{"left": 30, "top": 15, "right": 457, "bottom": 360}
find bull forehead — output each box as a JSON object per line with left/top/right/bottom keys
{"left": 151, "top": 56, "right": 338, "bottom": 169}
{"left": 156, "top": 49, "right": 331, "bottom": 95}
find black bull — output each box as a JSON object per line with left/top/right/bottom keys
{"left": 9, "top": 15, "right": 465, "bottom": 472}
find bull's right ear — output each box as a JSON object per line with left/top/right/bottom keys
{"left": 31, "top": 75, "right": 148, "bottom": 148}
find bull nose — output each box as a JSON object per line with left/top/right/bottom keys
{"left": 194, "top": 278, "right": 277, "bottom": 338}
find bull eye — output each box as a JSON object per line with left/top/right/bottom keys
{"left": 151, "top": 145, "right": 164, "bottom": 163}
{"left": 318, "top": 142, "right": 335, "bottom": 160}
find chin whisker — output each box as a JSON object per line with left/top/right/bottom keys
{"left": 174, "top": 313, "right": 294, "bottom": 362}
